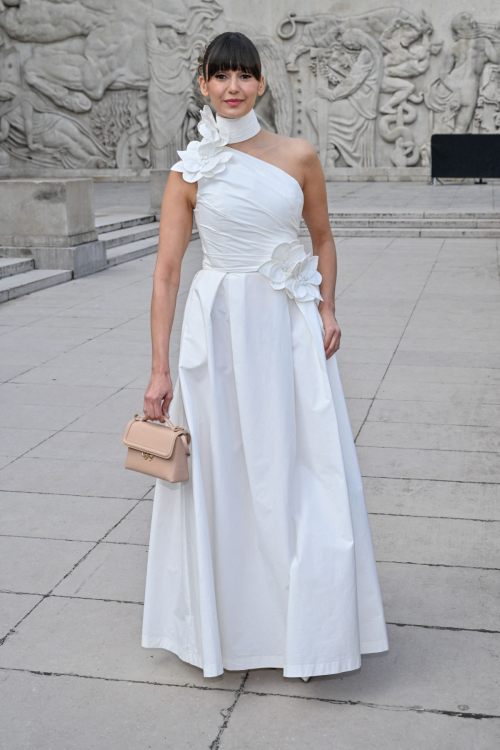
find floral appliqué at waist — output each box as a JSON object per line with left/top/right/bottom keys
{"left": 257, "top": 240, "right": 323, "bottom": 303}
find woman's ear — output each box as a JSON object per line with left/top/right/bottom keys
{"left": 199, "top": 75, "right": 208, "bottom": 98}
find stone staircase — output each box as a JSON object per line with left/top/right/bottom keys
{"left": 1, "top": 208, "right": 499, "bottom": 302}
{"left": 300, "top": 211, "right": 500, "bottom": 238}
{"left": 0, "top": 213, "right": 162, "bottom": 303}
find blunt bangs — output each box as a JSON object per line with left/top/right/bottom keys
{"left": 201, "top": 32, "right": 261, "bottom": 82}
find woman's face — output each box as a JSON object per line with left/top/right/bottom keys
{"left": 199, "top": 67, "right": 264, "bottom": 118}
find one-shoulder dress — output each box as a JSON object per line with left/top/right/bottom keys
{"left": 141, "top": 113, "right": 389, "bottom": 679}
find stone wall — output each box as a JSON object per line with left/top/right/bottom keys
{"left": 0, "top": 0, "right": 499, "bottom": 181}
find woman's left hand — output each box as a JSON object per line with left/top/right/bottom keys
{"left": 319, "top": 306, "right": 341, "bottom": 359}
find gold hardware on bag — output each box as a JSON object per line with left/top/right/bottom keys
{"left": 141, "top": 452, "right": 154, "bottom": 461}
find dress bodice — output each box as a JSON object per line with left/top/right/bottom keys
{"left": 193, "top": 147, "right": 304, "bottom": 272}
{"left": 170, "top": 106, "right": 321, "bottom": 305}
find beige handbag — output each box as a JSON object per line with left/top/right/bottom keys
{"left": 122, "top": 414, "right": 191, "bottom": 482}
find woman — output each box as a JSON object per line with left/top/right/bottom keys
{"left": 141, "top": 31, "right": 389, "bottom": 681}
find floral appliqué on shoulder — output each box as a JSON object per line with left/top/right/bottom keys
{"left": 170, "top": 105, "right": 233, "bottom": 183}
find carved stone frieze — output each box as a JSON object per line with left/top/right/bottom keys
{"left": 0, "top": 2, "right": 499, "bottom": 178}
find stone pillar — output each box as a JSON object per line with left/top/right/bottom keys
{"left": 0, "top": 179, "right": 106, "bottom": 278}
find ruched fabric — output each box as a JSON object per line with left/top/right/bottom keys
{"left": 141, "top": 147, "right": 389, "bottom": 678}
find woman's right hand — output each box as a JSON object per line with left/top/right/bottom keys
{"left": 143, "top": 371, "right": 173, "bottom": 423}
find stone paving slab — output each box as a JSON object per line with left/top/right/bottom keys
{"left": 52, "top": 541, "right": 148, "bottom": 603}
{"left": 0, "top": 536, "right": 94, "bottom": 594}
{"left": 367, "top": 398, "right": 500, "bottom": 427}
{"left": 243, "top": 625, "right": 500, "bottom": 715}
{"left": 0, "top": 492, "right": 136, "bottom": 541}
{"left": 218, "top": 693, "right": 500, "bottom": 750}
{"left": 363, "top": 477, "right": 500, "bottom": 521}
{"left": 1, "top": 670, "right": 235, "bottom": 750}
{"left": 357, "top": 445, "right": 500, "bottom": 483}
{"left": 379, "top": 562, "right": 500, "bottom": 631}
{"left": 0, "top": 426, "right": 57, "bottom": 457}
{"left": 371, "top": 514, "right": 498, "bottom": 568}
{"left": 392, "top": 349, "right": 500, "bottom": 368}
{"left": 0, "top": 456, "right": 153, "bottom": 499}
{"left": 1, "top": 208, "right": 499, "bottom": 746}
{"left": 104, "top": 500, "right": 152, "bottom": 545}
{"left": 0, "top": 594, "right": 42, "bottom": 639}
{"left": 25, "top": 430, "right": 131, "bottom": 463}
{"left": 357, "top": 422, "right": 500, "bottom": 452}
{"left": 0, "top": 597, "right": 243, "bottom": 689}
{"left": 0, "top": 403, "right": 94, "bottom": 431}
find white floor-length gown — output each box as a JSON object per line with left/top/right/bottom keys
{"left": 141, "top": 109, "right": 389, "bottom": 679}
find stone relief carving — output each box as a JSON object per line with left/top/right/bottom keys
{"left": 0, "top": 0, "right": 223, "bottom": 171}
{"left": 278, "top": 8, "right": 443, "bottom": 169}
{"left": 424, "top": 13, "right": 500, "bottom": 135}
{"left": 474, "top": 64, "right": 500, "bottom": 133}
{"left": 0, "top": 2, "right": 499, "bottom": 176}
{"left": 0, "top": 37, "right": 114, "bottom": 168}
{"left": 307, "top": 28, "right": 383, "bottom": 168}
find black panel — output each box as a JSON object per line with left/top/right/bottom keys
{"left": 431, "top": 135, "right": 500, "bottom": 178}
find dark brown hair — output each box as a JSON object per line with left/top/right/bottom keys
{"left": 197, "top": 32, "right": 261, "bottom": 82}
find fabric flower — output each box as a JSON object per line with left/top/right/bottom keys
{"left": 172, "top": 138, "right": 233, "bottom": 183}
{"left": 171, "top": 105, "right": 233, "bottom": 182}
{"left": 285, "top": 254, "right": 323, "bottom": 302}
{"left": 197, "top": 104, "right": 229, "bottom": 148}
{"left": 258, "top": 240, "right": 323, "bottom": 303}
{"left": 257, "top": 240, "right": 309, "bottom": 290}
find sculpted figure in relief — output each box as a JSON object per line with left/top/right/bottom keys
{"left": 308, "top": 28, "right": 383, "bottom": 168}
{"left": 0, "top": 0, "right": 221, "bottom": 114}
{"left": 0, "top": 80, "right": 114, "bottom": 168}
{"left": 379, "top": 12, "right": 441, "bottom": 115}
{"left": 474, "top": 65, "right": 500, "bottom": 133}
{"left": 0, "top": 0, "right": 222, "bottom": 168}
{"left": 425, "top": 13, "right": 500, "bottom": 134}
{"left": 279, "top": 9, "right": 441, "bottom": 169}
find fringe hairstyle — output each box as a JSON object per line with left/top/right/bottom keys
{"left": 198, "top": 32, "right": 262, "bottom": 82}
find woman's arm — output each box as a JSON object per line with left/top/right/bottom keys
{"left": 143, "top": 171, "right": 196, "bottom": 421}
{"left": 300, "top": 140, "right": 341, "bottom": 359}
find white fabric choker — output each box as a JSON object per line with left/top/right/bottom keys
{"left": 215, "top": 107, "right": 261, "bottom": 144}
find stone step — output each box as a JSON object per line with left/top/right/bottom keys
{"left": 96, "top": 213, "right": 157, "bottom": 234}
{"left": 0, "top": 269, "right": 72, "bottom": 303}
{"left": 98, "top": 222, "right": 160, "bottom": 251}
{"left": 106, "top": 227, "right": 200, "bottom": 268}
{"left": 327, "top": 218, "right": 500, "bottom": 229}
{"left": 106, "top": 236, "right": 159, "bottom": 267}
{"left": 300, "top": 226, "right": 500, "bottom": 238}
{"left": 327, "top": 211, "right": 498, "bottom": 220}
{"left": 0, "top": 257, "right": 35, "bottom": 279}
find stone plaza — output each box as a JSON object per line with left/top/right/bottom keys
{"left": 1, "top": 180, "right": 499, "bottom": 748}
{"left": 1, "top": 0, "right": 500, "bottom": 745}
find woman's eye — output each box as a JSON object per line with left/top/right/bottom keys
{"left": 215, "top": 73, "right": 251, "bottom": 79}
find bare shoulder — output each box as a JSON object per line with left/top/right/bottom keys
{"left": 269, "top": 133, "right": 318, "bottom": 162}
{"left": 290, "top": 136, "right": 318, "bottom": 162}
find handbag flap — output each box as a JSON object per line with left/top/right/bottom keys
{"left": 122, "top": 418, "right": 189, "bottom": 459}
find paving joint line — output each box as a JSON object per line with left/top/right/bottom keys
{"left": 0, "top": 489, "right": 152, "bottom": 648}
{"left": 350, "top": 237, "right": 444, "bottom": 443}
{"left": 2, "top": 591, "right": 497, "bottom": 634}
{"left": 0, "top": 667, "right": 496, "bottom": 721}
{"left": 239, "top": 687, "right": 500, "bottom": 720}
{"left": 209, "top": 672, "right": 249, "bottom": 750}
{"left": 361, "top": 474, "right": 500, "bottom": 486}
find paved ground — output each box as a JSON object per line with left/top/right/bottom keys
{"left": 1, "top": 183, "right": 500, "bottom": 748}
